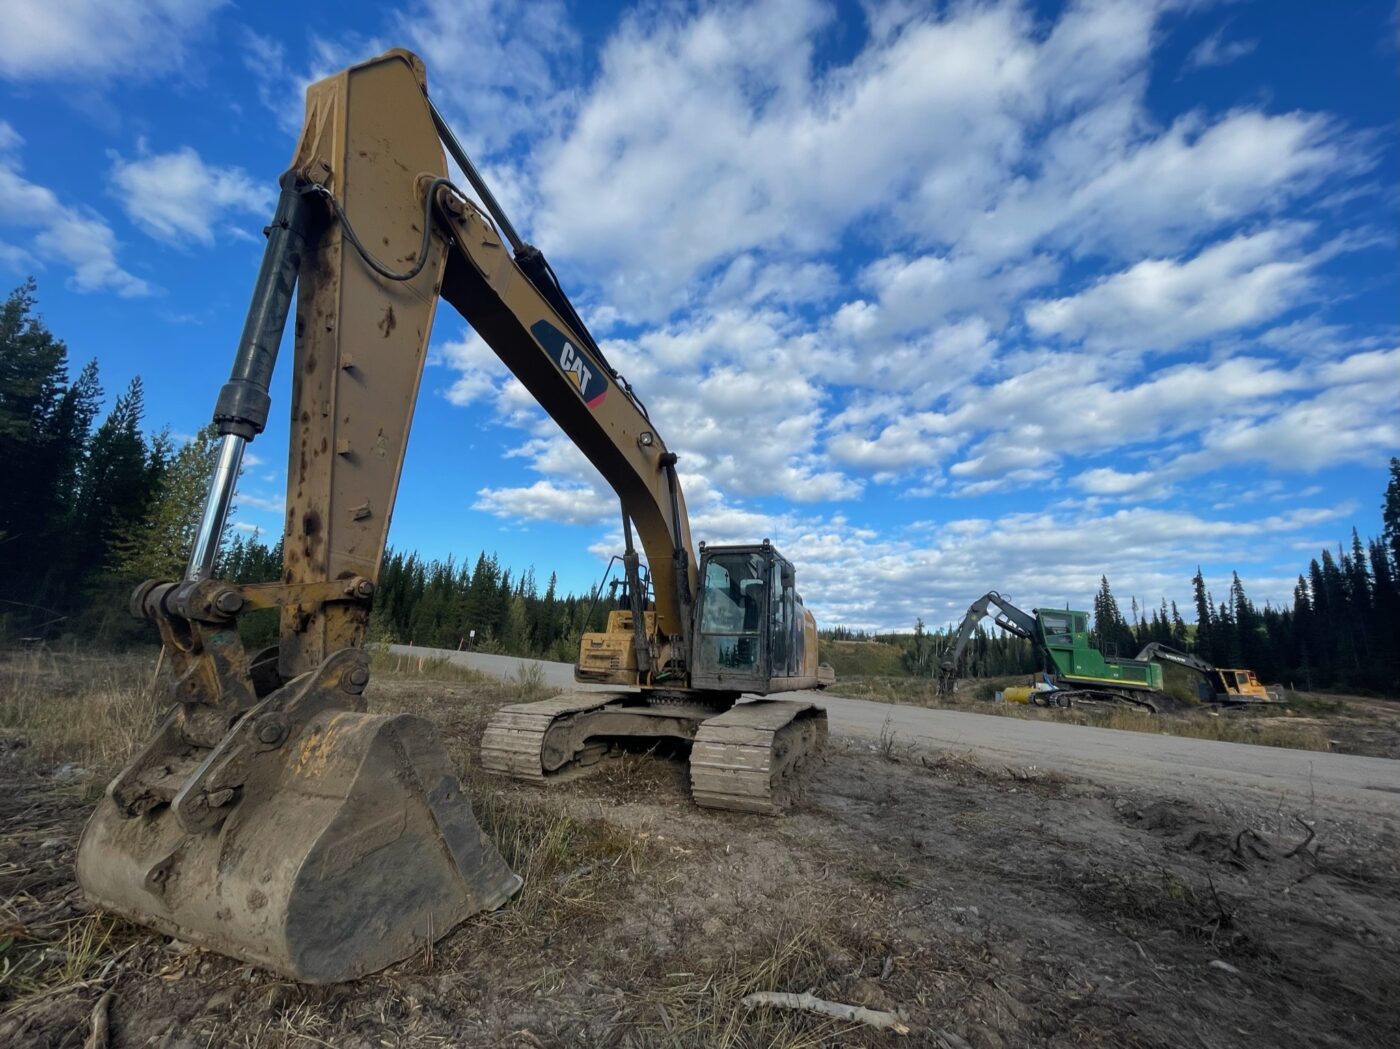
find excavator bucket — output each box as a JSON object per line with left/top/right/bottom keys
{"left": 77, "top": 704, "right": 520, "bottom": 983}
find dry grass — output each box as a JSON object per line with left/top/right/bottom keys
{"left": 368, "top": 645, "right": 496, "bottom": 684}
{"left": 0, "top": 913, "right": 133, "bottom": 1011}
{"left": 843, "top": 674, "right": 1336, "bottom": 752}
{"left": 1072, "top": 705, "right": 1333, "bottom": 751}
{"left": 615, "top": 920, "right": 866, "bottom": 1048}
{"left": 0, "top": 647, "right": 162, "bottom": 774}
{"left": 369, "top": 646, "right": 554, "bottom": 705}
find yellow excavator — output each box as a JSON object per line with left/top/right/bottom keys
{"left": 76, "top": 49, "right": 831, "bottom": 985}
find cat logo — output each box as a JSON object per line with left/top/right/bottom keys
{"left": 558, "top": 341, "right": 593, "bottom": 396}
{"left": 531, "top": 319, "right": 608, "bottom": 409}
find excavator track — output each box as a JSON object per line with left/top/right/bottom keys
{"left": 690, "top": 701, "right": 828, "bottom": 815}
{"left": 479, "top": 692, "right": 613, "bottom": 780}
{"left": 481, "top": 694, "right": 828, "bottom": 815}
{"left": 1057, "top": 689, "right": 1160, "bottom": 714}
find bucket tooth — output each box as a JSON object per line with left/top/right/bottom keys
{"left": 77, "top": 710, "right": 520, "bottom": 984}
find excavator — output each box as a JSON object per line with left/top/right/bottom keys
{"left": 1133, "top": 642, "right": 1285, "bottom": 705}
{"left": 937, "top": 592, "right": 1163, "bottom": 711}
{"left": 76, "top": 49, "right": 830, "bottom": 985}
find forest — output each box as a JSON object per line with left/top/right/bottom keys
{"left": 822, "top": 466, "right": 1400, "bottom": 695}
{"left": 2, "top": 279, "right": 1398, "bottom": 694}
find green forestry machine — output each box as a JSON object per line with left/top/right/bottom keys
{"left": 937, "top": 592, "right": 1163, "bottom": 712}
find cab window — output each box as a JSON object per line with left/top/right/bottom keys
{"left": 699, "top": 552, "right": 767, "bottom": 671}
{"left": 1041, "top": 612, "right": 1072, "bottom": 645}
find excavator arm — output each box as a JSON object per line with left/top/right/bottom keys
{"left": 1133, "top": 642, "right": 1284, "bottom": 705}
{"left": 937, "top": 591, "right": 1039, "bottom": 690}
{"left": 1132, "top": 642, "right": 1215, "bottom": 675}
{"left": 193, "top": 50, "right": 696, "bottom": 683}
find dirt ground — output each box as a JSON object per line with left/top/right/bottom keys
{"left": 2, "top": 665, "right": 1399, "bottom": 1048}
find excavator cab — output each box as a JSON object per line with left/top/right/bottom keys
{"left": 692, "top": 542, "right": 808, "bottom": 691}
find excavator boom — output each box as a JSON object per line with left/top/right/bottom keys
{"left": 937, "top": 592, "right": 1038, "bottom": 692}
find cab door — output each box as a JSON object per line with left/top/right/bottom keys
{"left": 692, "top": 547, "right": 772, "bottom": 692}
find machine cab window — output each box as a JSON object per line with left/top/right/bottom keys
{"left": 1040, "top": 612, "right": 1073, "bottom": 646}
{"left": 693, "top": 543, "right": 802, "bottom": 688}
{"left": 697, "top": 550, "right": 768, "bottom": 674}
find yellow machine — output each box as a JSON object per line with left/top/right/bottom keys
{"left": 1135, "top": 643, "right": 1285, "bottom": 705}
{"left": 76, "top": 50, "right": 831, "bottom": 984}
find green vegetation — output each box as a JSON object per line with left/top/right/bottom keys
{"left": 817, "top": 640, "right": 909, "bottom": 678}
{"left": 0, "top": 281, "right": 619, "bottom": 656}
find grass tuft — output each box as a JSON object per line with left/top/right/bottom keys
{"left": 367, "top": 645, "right": 494, "bottom": 685}
{"left": 0, "top": 913, "right": 132, "bottom": 1012}
{"left": 614, "top": 913, "right": 889, "bottom": 1048}
{"left": 0, "top": 648, "right": 162, "bottom": 774}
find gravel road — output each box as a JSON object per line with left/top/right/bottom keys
{"left": 388, "top": 644, "right": 1400, "bottom": 820}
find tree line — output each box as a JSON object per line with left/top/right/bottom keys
{"left": 833, "top": 461, "right": 1400, "bottom": 694}
{"left": 3, "top": 278, "right": 1398, "bottom": 695}
{"left": 1082, "top": 463, "right": 1400, "bottom": 693}
{"left": 0, "top": 280, "right": 614, "bottom": 652}
{"left": 1, "top": 279, "right": 190, "bottom": 641}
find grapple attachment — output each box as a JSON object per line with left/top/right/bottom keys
{"left": 77, "top": 645, "right": 520, "bottom": 983}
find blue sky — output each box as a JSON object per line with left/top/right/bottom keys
{"left": 1, "top": 0, "right": 1396, "bottom": 630}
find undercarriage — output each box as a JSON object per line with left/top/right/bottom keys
{"left": 481, "top": 692, "right": 828, "bottom": 815}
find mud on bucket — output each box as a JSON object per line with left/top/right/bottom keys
{"left": 77, "top": 709, "right": 521, "bottom": 983}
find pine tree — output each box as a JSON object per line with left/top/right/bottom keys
{"left": 1191, "top": 567, "right": 1213, "bottom": 660}
{"left": 1369, "top": 537, "right": 1399, "bottom": 690}
{"left": 1169, "top": 600, "right": 1188, "bottom": 647}
{"left": 112, "top": 426, "right": 224, "bottom": 580}
{"left": 1091, "top": 575, "right": 1135, "bottom": 656}
{"left": 72, "top": 378, "right": 158, "bottom": 579}
{"left": 1384, "top": 457, "right": 1400, "bottom": 577}
{"left": 0, "top": 280, "right": 100, "bottom": 631}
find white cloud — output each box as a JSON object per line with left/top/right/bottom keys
{"left": 1184, "top": 29, "right": 1257, "bottom": 72}
{"left": 530, "top": 0, "right": 1348, "bottom": 321}
{"left": 0, "top": 0, "right": 223, "bottom": 81}
{"left": 398, "top": 0, "right": 1382, "bottom": 618}
{"left": 533, "top": 0, "right": 1056, "bottom": 318}
{"left": 964, "top": 108, "right": 1347, "bottom": 265}
{"left": 1167, "top": 349, "right": 1400, "bottom": 474}
{"left": 244, "top": 0, "right": 573, "bottom": 151}
{"left": 474, "top": 479, "right": 614, "bottom": 526}
{"left": 0, "top": 123, "right": 152, "bottom": 296}
{"left": 1026, "top": 227, "right": 1318, "bottom": 352}
{"left": 434, "top": 329, "right": 510, "bottom": 407}
{"left": 394, "top": 0, "right": 575, "bottom": 152}
{"left": 236, "top": 491, "right": 286, "bottom": 515}
{"left": 1073, "top": 467, "right": 1158, "bottom": 497}
{"left": 110, "top": 146, "right": 273, "bottom": 246}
